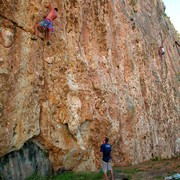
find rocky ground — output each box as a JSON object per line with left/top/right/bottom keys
{"left": 113, "top": 157, "right": 180, "bottom": 180}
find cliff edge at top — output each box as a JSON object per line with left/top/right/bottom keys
{"left": 0, "top": 0, "right": 179, "bottom": 174}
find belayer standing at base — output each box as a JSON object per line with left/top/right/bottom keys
{"left": 100, "top": 137, "right": 114, "bottom": 180}
{"left": 31, "top": 1, "right": 58, "bottom": 46}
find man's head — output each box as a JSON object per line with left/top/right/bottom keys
{"left": 104, "top": 137, "right": 109, "bottom": 143}
{"left": 54, "top": 8, "right": 58, "bottom": 12}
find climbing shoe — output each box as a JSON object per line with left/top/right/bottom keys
{"left": 31, "top": 35, "right": 38, "bottom": 40}
{"left": 47, "top": 41, "right": 51, "bottom": 46}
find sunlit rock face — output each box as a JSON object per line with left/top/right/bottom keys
{"left": 0, "top": 0, "right": 179, "bottom": 173}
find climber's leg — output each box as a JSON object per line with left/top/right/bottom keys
{"left": 34, "top": 24, "right": 40, "bottom": 37}
{"left": 32, "top": 19, "right": 48, "bottom": 40}
{"left": 46, "top": 29, "right": 51, "bottom": 46}
{"left": 31, "top": 23, "right": 41, "bottom": 40}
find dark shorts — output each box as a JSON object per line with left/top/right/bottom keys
{"left": 39, "top": 19, "right": 54, "bottom": 31}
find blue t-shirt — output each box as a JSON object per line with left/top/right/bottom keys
{"left": 100, "top": 143, "right": 112, "bottom": 162}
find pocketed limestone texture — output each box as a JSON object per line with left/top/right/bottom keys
{"left": 0, "top": 0, "right": 179, "bottom": 174}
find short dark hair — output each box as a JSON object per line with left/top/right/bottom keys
{"left": 54, "top": 8, "right": 58, "bottom": 12}
{"left": 105, "top": 137, "right": 109, "bottom": 143}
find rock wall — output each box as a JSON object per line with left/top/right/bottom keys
{"left": 0, "top": 141, "right": 53, "bottom": 179}
{"left": 0, "top": 0, "right": 179, "bottom": 174}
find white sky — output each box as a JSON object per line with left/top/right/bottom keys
{"left": 162, "top": 0, "right": 180, "bottom": 32}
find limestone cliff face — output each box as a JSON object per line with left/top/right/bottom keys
{"left": 0, "top": 141, "right": 53, "bottom": 179}
{"left": 0, "top": 0, "right": 179, "bottom": 173}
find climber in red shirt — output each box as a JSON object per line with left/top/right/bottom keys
{"left": 31, "top": 1, "right": 58, "bottom": 46}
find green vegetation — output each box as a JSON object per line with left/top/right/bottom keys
{"left": 0, "top": 174, "right": 4, "bottom": 180}
{"left": 53, "top": 171, "right": 103, "bottom": 180}
{"left": 112, "top": 168, "right": 141, "bottom": 180}
{"left": 176, "top": 72, "right": 180, "bottom": 82}
{"left": 130, "top": 0, "right": 137, "bottom": 6}
{"left": 25, "top": 158, "right": 180, "bottom": 180}
{"left": 123, "top": 168, "right": 142, "bottom": 174}
{"left": 25, "top": 173, "right": 48, "bottom": 180}
{"left": 42, "top": 149, "right": 49, "bottom": 158}
{"left": 163, "top": 12, "right": 168, "bottom": 17}
{"left": 26, "top": 171, "right": 103, "bottom": 180}
{"left": 151, "top": 156, "right": 161, "bottom": 161}
{"left": 154, "top": 175, "right": 163, "bottom": 179}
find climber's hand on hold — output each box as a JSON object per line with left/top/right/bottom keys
{"left": 42, "top": 0, "right": 49, "bottom": 8}
{"left": 48, "top": 1, "right": 53, "bottom": 10}
{"left": 44, "top": 3, "right": 48, "bottom": 8}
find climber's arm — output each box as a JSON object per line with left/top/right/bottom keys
{"left": 48, "top": 1, "right": 54, "bottom": 10}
